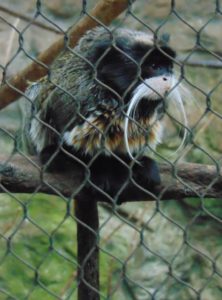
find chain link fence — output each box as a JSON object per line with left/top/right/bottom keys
{"left": 0, "top": 1, "right": 222, "bottom": 299}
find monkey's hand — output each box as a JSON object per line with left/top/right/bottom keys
{"left": 132, "top": 156, "right": 161, "bottom": 187}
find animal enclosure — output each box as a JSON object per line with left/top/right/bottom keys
{"left": 0, "top": 1, "right": 222, "bottom": 300}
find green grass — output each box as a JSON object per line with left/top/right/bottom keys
{"left": 0, "top": 193, "right": 77, "bottom": 300}
{"left": 1, "top": 193, "right": 222, "bottom": 300}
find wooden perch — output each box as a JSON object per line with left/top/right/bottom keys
{"left": 0, "top": 0, "right": 130, "bottom": 110}
{"left": 1, "top": 153, "right": 221, "bottom": 300}
{"left": 0, "top": 155, "right": 221, "bottom": 201}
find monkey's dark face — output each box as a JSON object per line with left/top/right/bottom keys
{"left": 88, "top": 32, "right": 177, "bottom": 159}
{"left": 92, "top": 37, "right": 175, "bottom": 101}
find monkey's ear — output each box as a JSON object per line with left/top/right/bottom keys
{"left": 89, "top": 41, "right": 138, "bottom": 95}
{"left": 94, "top": 48, "right": 138, "bottom": 96}
{"left": 89, "top": 40, "right": 113, "bottom": 63}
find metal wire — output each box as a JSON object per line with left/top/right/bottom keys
{"left": 0, "top": 1, "right": 222, "bottom": 300}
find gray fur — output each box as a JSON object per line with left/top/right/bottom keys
{"left": 26, "top": 27, "right": 180, "bottom": 156}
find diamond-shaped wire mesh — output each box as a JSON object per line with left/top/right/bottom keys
{"left": 0, "top": 1, "right": 222, "bottom": 300}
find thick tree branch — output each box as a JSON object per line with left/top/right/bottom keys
{"left": 0, "top": 155, "right": 221, "bottom": 201}
{"left": 0, "top": 0, "right": 130, "bottom": 110}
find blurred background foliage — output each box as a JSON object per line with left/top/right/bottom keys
{"left": 0, "top": 0, "right": 222, "bottom": 299}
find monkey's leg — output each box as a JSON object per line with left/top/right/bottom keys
{"left": 89, "top": 155, "right": 161, "bottom": 202}
{"left": 40, "top": 146, "right": 160, "bottom": 201}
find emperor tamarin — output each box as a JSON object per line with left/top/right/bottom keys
{"left": 27, "top": 27, "right": 185, "bottom": 199}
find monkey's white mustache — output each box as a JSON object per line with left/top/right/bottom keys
{"left": 124, "top": 75, "right": 188, "bottom": 161}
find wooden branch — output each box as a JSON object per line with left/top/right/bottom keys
{"left": 180, "top": 59, "right": 222, "bottom": 69}
{"left": 0, "top": 0, "right": 130, "bottom": 110}
{"left": 0, "top": 155, "right": 221, "bottom": 201}
{"left": 0, "top": 4, "right": 62, "bottom": 34}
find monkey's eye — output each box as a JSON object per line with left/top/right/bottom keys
{"left": 151, "top": 63, "right": 160, "bottom": 70}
